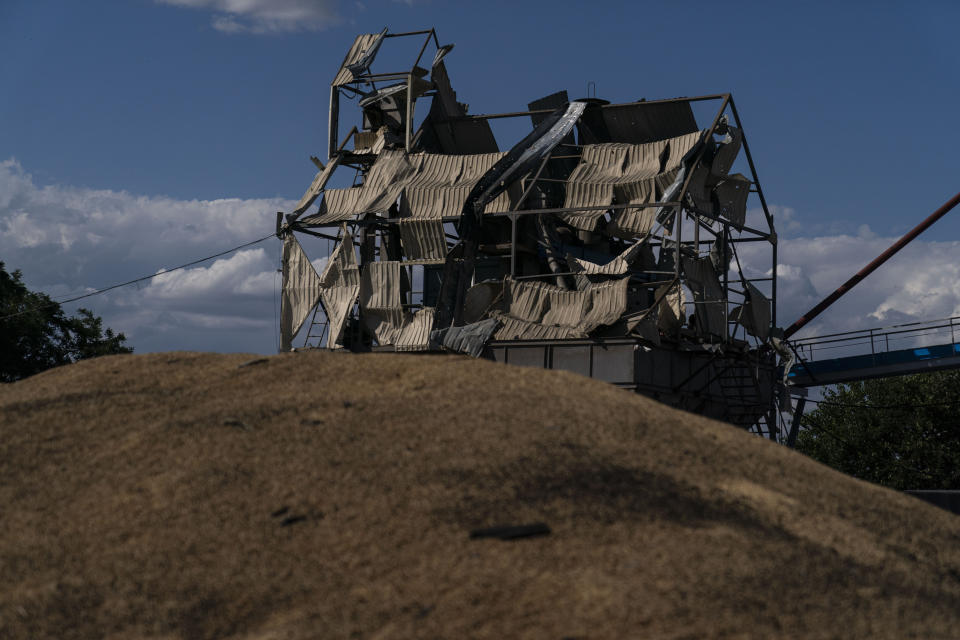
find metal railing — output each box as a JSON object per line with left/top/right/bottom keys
{"left": 790, "top": 315, "right": 960, "bottom": 362}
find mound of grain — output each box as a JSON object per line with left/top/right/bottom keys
{"left": 1, "top": 351, "right": 958, "bottom": 639}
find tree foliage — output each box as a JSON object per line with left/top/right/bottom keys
{"left": 0, "top": 262, "right": 132, "bottom": 382}
{"left": 795, "top": 372, "right": 960, "bottom": 490}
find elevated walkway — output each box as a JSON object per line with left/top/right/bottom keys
{"left": 787, "top": 316, "right": 960, "bottom": 387}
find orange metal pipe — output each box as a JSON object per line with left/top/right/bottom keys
{"left": 784, "top": 190, "right": 960, "bottom": 339}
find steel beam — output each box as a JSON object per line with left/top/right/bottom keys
{"left": 785, "top": 190, "right": 960, "bottom": 339}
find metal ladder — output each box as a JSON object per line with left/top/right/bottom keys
{"left": 716, "top": 363, "right": 766, "bottom": 432}
{"left": 302, "top": 306, "right": 328, "bottom": 348}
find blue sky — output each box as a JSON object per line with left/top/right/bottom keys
{"left": 2, "top": 0, "right": 959, "bottom": 353}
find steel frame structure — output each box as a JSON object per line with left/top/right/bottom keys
{"left": 281, "top": 28, "right": 783, "bottom": 438}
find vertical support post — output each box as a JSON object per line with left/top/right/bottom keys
{"left": 770, "top": 236, "right": 778, "bottom": 330}
{"left": 693, "top": 211, "right": 700, "bottom": 249}
{"left": 328, "top": 86, "right": 340, "bottom": 161}
{"left": 767, "top": 401, "right": 778, "bottom": 442}
{"left": 727, "top": 96, "right": 775, "bottom": 232}
{"left": 722, "top": 228, "right": 729, "bottom": 341}
{"left": 672, "top": 94, "right": 730, "bottom": 342}
{"left": 674, "top": 206, "right": 682, "bottom": 342}
{"left": 786, "top": 396, "right": 806, "bottom": 448}
{"left": 405, "top": 73, "right": 413, "bottom": 152}
{"left": 728, "top": 96, "right": 776, "bottom": 330}
{"left": 675, "top": 95, "right": 730, "bottom": 218}
{"left": 510, "top": 213, "right": 517, "bottom": 277}
{"left": 513, "top": 152, "right": 553, "bottom": 211}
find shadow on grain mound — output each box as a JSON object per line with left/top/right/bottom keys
{"left": 1, "top": 351, "right": 958, "bottom": 639}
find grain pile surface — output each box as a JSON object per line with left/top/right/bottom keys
{"left": 1, "top": 351, "right": 958, "bottom": 639}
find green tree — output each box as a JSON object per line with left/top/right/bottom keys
{"left": 0, "top": 262, "right": 132, "bottom": 382}
{"left": 796, "top": 372, "right": 960, "bottom": 490}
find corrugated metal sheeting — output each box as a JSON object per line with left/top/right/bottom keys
{"left": 301, "top": 150, "right": 519, "bottom": 226}
{"left": 303, "top": 150, "right": 420, "bottom": 225}
{"left": 299, "top": 27, "right": 771, "bottom": 359}
{"left": 318, "top": 225, "right": 361, "bottom": 348}
{"left": 359, "top": 261, "right": 405, "bottom": 344}
{"left": 559, "top": 122, "right": 751, "bottom": 237}
{"left": 358, "top": 260, "right": 433, "bottom": 350}
{"left": 491, "top": 312, "right": 585, "bottom": 341}
{"left": 566, "top": 251, "right": 630, "bottom": 276}
{"left": 435, "top": 317, "right": 501, "bottom": 356}
{"left": 280, "top": 234, "right": 323, "bottom": 351}
{"left": 497, "top": 276, "right": 630, "bottom": 338}
{"left": 332, "top": 32, "right": 382, "bottom": 86}
{"left": 398, "top": 219, "right": 447, "bottom": 262}
{"left": 561, "top": 130, "right": 703, "bottom": 235}
{"left": 292, "top": 156, "right": 341, "bottom": 216}
{"left": 395, "top": 307, "right": 436, "bottom": 351}
{"left": 397, "top": 152, "right": 517, "bottom": 219}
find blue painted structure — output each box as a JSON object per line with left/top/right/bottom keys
{"left": 788, "top": 342, "right": 960, "bottom": 387}
{"left": 786, "top": 316, "right": 960, "bottom": 387}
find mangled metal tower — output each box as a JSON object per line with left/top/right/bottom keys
{"left": 277, "top": 28, "right": 783, "bottom": 437}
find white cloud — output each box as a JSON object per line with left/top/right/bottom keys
{"left": 0, "top": 159, "right": 288, "bottom": 286}
{"left": 236, "top": 264, "right": 278, "bottom": 295}
{"left": 3, "top": 212, "right": 45, "bottom": 248}
{"left": 870, "top": 259, "right": 960, "bottom": 322}
{"left": 311, "top": 256, "right": 329, "bottom": 274}
{"left": 857, "top": 224, "right": 877, "bottom": 240}
{"left": 0, "top": 158, "right": 299, "bottom": 354}
{"left": 211, "top": 15, "right": 245, "bottom": 33}
{"left": 147, "top": 249, "right": 272, "bottom": 301}
{"left": 157, "top": 0, "right": 342, "bottom": 33}
{"left": 736, "top": 228, "right": 960, "bottom": 339}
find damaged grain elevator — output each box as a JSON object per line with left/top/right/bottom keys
{"left": 277, "top": 28, "right": 784, "bottom": 437}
